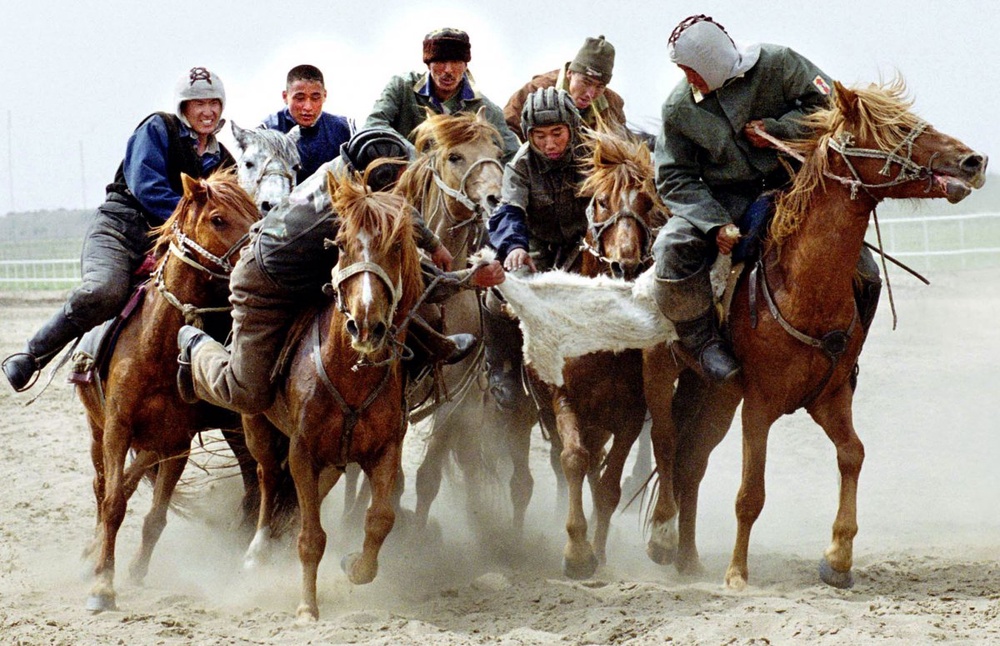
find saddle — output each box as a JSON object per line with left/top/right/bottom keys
{"left": 68, "top": 280, "right": 150, "bottom": 386}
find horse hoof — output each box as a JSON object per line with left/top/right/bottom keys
{"left": 562, "top": 554, "right": 599, "bottom": 580}
{"left": 341, "top": 552, "right": 376, "bottom": 585}
{"left": 86, "top": 593, "right": 117, "bottom": 613}
{"left": 295, "top": 604, "right": 319, "bottom": 623}
{"left": 646, "top": 541, "right": 676, "bottom": 566}
{"left": 819, "top": 558, "right": 855, "bottom": 589}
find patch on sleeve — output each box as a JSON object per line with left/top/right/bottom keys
{"left": 813, "top": 75, "right": 832, "bottom": 95}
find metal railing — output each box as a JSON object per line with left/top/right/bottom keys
{"left": 0, "top": 258, "right": 81, "bottom": 289}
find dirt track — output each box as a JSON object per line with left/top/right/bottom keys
{"left": 1, "top": 269, "right": 998, "bottom": 645}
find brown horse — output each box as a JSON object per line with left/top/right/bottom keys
{"left": 77, "top": 170, "right": 259, "bottom": 612}
{"left": 548, "top": 128, "right": 670, "bottom": 578}
{"left": 723, "top": 79, "right": 986, "bottom": 589}
{"left": 241, "top": 171, "right": 424, "bottom": 622}
{"left": 392, "top": 110, "right": 530, "bottom": 534}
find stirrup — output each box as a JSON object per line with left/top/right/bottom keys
{"left": 2, "top": 353, "right": 41, "bottom": 392}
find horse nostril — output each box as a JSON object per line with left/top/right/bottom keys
{"left": 610, "top": 262, "right": 624, "bottom": 279}
{"left": 346, "top": 319, "right": 359, "bottom": 339}
{"left": 371, "top": 322, "right": 387, "bottom": 343}
{"left": 961, "top": 153, "right": 986, "bottom": 173}
{"left": 486, "top": 195, "right": 500, "bottom": 210}
{"left": 260, "top": 201, "right": 272, "bottom": 214}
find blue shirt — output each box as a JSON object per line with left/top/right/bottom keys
{"left": 261, "top": 108, "right": 354, "bottom": 183}
{"left": 122, "top": 115, "right": 226, "bottom": 222}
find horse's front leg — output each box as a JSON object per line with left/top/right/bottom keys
{"left": 242, "top": 413, "right": 286, "bottom": 570}
{"left": 725, "top": 393, "right": 777, "bottom": 590}
{"left": 87, "top": 421, "right": 132, "bottom": 613}
{"left": 591, "top": 418, "right": 642, "bottom": 565}
{"left": 553, "top": 386, "right": 597, "bottom": 579}
{"left": 809, "top": 385, "right": 863, "bottom": 589}
{"left": 500, "top": 403, "right": 535, "bottom": 537}
{"left": 642, "top": 344, "right": 680, "bottom": 567}
{"left": 288, "top": 435, "right": 326, "bottom": 623}
{"left": 128, "top": 447, "right": 188, "bottom": 585}
{"left": 343, "top": 441, "right": 399, "bottom": 586}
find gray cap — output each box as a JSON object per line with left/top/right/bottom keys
{"left": 174, "top": 66, "right": 226, "bottom": 122}
{"left": 520, "top": 87, "right": 581, "bottom": 140}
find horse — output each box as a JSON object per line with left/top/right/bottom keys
{"left": 240, "top": 170, "right": 424, "bottom": 622}
{"left": 392, "top": 109, "right": 530, "bottom": 534}
{"left": 722, "top": 79, "right": 986, "bottom": 589}
{"left": 231, "top": 122, "right": 300, "bottom": 215}
{"left": 76, "top": 170, "right": 260, "bottom": 612}
{"left": 546, "top": 127, "right": 671, "bottom": 578}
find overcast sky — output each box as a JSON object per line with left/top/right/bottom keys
{"left": 1, "top": 0, "right": 995, "bottom": 214}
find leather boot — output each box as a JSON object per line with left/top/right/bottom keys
{"left": 177, "top": 325, "right": 211, "bottom": 404}
{"left": 406, "top": 316, "right": 477, "bottom": 366}
{"left": 653, "top": 264, "right": 740, "bottom": 383}
{"left": 2, "top": 310, "right": 82, "bottom": 392}
{"left": 482, "top": 289, "right": 524, "bottom": 410}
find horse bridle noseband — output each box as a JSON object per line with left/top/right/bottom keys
{"left": 580, "top": 196, "right": 661, "bottom": 268}
{"left": 432, "top": 156, "right": 503, "bottom": 225}
{"left": 245, "top": 154, "right": 297, "bottom": 203}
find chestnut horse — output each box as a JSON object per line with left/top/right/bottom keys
{"left": 241, "top": 172, "right": 424, "bottom": 622}
{"left": 548, "top": 128, "right": 670, "bottom": 578}
{"left": 77, "top": 170, "right": 259, "bottom": 612}
{"left": 392, "top": 110, "right": 528, "bottom": 533}
{"left": 723, "top": 79, "right": 987, "bottom": 589}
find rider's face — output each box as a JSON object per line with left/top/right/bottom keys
{"left": 678, "top": 65, "right": 711, "bottom": 95}
{"left": 428, "top": 60, "right": 467, "bottom": 101}
{"left": 529, "top": 124, "right": 571, "bottom": 160}
{"left": 566, "top": 71, "right": 607, "bottom": 110}
{"left": 283, "top": 79, "right": 327, "bottom": 128}
{"left": 181, "top": 99, "right": 223, "bottom": 138}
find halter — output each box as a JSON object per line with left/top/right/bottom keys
{"left": 580, "top": 196, "right": 660, "bottom": 269}
{"left": 330, "top": 256, "right": 405, "bottom": 369}
{"left": 155, "top": 222, "right": 249, "bottom": 327}
{"left": 243, "top": 149, "right": 297, "bottom": 201}
{"left": 431, "top": 155, "right": 503, "bottom": 225}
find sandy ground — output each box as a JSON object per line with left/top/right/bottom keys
{"left": 1, "top": 268, "right": 999, "bottom": 645}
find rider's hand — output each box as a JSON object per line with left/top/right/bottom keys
{"left": 715, "top": 224, "right": 741, "bottom": 256}
{"left": 470, "top": 261, "right": 505, "bottom": 288}
{"left": 503, "top": 248, "right": 536, "bottom": 273}
{"left": 743, "top": 120, "right": 771, "bottom": 148}
{"left": 429, "top": 245, "right": 453, "bottom": 271}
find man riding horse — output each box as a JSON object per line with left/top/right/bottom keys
{"left": 651, "top": 15, "right": 882, "bottom": 383}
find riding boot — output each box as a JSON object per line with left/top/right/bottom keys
{"left": 176, "top": 325, "right": 212, "bottom": 404}
{"left": 653, "top": 264, "right": 740, "bottom": 383}
{"left": 482, "top": 289, "right": 525, "bottom": 410}
{"left": 2, "top": 310, "right": 83, "bottom": 392}
{"left": 406, "top": 315, "right": 477, "bottom": 367}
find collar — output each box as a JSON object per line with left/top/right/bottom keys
{"left": 689, "top": 72, "right": 747, "bottom": 104}
{"left": 179, "top": 120, "right": 222, "bottom": 155}
{"left": 557, "top": 63, "right": 610, "bottom": 120}
{"left": 414, "top": 70, "right": 477, "bottom": 107}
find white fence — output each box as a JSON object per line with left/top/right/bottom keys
{"left": 1, "top": 212, "right": 998, "bottom": 290}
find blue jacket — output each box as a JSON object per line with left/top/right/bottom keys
{"left": 118, "top": 113, "right": 230, "bottom": 222}
{"left": 261, "top": 108, "right": 353, "bottom": 183}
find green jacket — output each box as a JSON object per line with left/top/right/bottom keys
{"left": 654, "top": 44, "right": 833, "bottom": 234}
{"left": 364, "top": 70, "right": 520, "bottom": 162}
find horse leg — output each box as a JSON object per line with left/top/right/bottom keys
{"left": 553, "top": 386, "right": 597, "bottom": 579}
{"left": 84, "top": 417, "right": 106, "bottom": 563}
{"left": 242, "top": 413, "right": 286, "bottom": 569}
{"left": 503, "top": 408, "right": 534, "bottom": 537}
{"left": 342, "top": 463, "right": 365, "bottom": 521}
{"left": 642, "top": 344, "right": 680, "bottom": 566}
{"left": 725, "top": 395, "right": 778, "bottom": 590}
{"left": 809, "top": 386, "right": 864, "bottom": 589}
{"left": 592, "top": 420, "right": 642, "bottom": 565}
{"left": 621, "top": 421, "right": 653, "bottom": 507}
{"left": 288, "top": 436, "right": 326, "bottom": 623}
{"left": 413, "top": 422, "right": 452, "bottom": 531}
{"left": 673, "top": 373, "right": 740, "bottom": 575}
{"left": 128, "top": 449, "right": 187, "bottom": 585}
{"left": 343, "top": 443, "right": 399, "bottom": 586}
{"left": 221, "top": 427, "right": 260, "bottom": 533}
{"left": 87, "top": 422, "right": 132, "bottom": 613}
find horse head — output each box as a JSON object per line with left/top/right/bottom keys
{"left": 578, "top": 128, "right": 669, "bottom": 280}
{"left": 400, "top": 108, "right": 504, "bottom": 232}
{"left": 152, "top": 170, "right": 260, "bottom": 283}
{"left": 328, "top": 172, "right": 423, "bottom": 359}
{"left": 232, "top": 122, "right": 301, "bottom": 215}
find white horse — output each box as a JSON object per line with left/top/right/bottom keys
{"left": 231, "top": 122, "right": 301, "bottom": 214}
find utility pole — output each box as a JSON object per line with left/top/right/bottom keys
{"left": 79, "top": 141, "right": 87, "bottom": 208}
{"left": 6, "top": 110, "right": 13, "bottom": 213}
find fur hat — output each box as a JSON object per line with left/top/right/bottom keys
{"left": 568, "top": 35, "right": 615, "bottom": 84}
{"left": 174, "top": 66, "right": 226, "bottom": 121}
{"left": 422, "top": 28, "right": 472, "bottom": 64}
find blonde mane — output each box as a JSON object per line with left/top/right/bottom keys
{"left": 577, "top": 129, "right": 669, "bottom": 227}
{"left": 771, "top": 77, "right": 923, "bottom": 245}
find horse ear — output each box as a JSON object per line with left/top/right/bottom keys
{"left": 181, "top": 173, "right": 208, "bottom": 204}
{"left": 833, "top": 81, "right": 859, "bottom": 120}
{"left": 325, "top": 170, "right": 338, "bottom": 202}
{"left": 287, "top": 125, "right": 302, "bottom": 147}
{"left": 231, "top": 121, "right": 248, "bottom": 148}
{"left": 475, "top": 106, "right": 489, "bottom": 124}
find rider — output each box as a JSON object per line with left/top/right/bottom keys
{"left": 485, "top": 87, "right": 589, "bottom": 407}
{"left": 504, "top": 35, "right": 626, "bottom": 141}
{"left": 261, "top": 64, "right": 354, "bottom": 183}
{"left": 363, "top": 27, "right": 520, "bottom": 162}
{"left": 176, "top": 127, "right": 504, "bottom": 413}
{"left": 651, "top": 14, "right": 882, "bottom": 383}
{"left": 2, "top": 67, "right": 234, "bottom": 392}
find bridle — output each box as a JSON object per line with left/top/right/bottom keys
{"left": 243, "top": 151, "right": 298, "bottom": 206}
{"left": 580, "top": 195, "right": 661, "bottom": 271}
{"left": 155, "top": 221, "right": 250, "bottom": 327}
{"left": 431, "top": 155, "right": 502, "bottom": 226}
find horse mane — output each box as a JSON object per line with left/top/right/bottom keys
{"left": 771, "top": 77, "right": 921, "bottom": 245}
{"left": 577, "top": 128, "right": 669, "bottom": 228}
{"left": 395, "top": 112, "right": 503, "bottom": 210}
{"left": 150, "top": 167, "right": 257, "bottom": 259}
{"left": 330, "top": 172, "right": 423, "bottom": 314}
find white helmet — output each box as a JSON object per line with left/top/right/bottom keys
{"left": 174, "top": 66, "right": 226, "bottom": 123}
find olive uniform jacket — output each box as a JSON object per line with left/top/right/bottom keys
{"left": 654, "top": 44, "right": 833, "bottom": 234}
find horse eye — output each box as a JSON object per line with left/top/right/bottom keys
{"left": 244, "top": 161, "right": 255, "bottom": 170}
{"left": 448, "top": 153, "right": 463, "bottom": 164}
{"left": 597, "top": 198, "right": 609, "bottom": 209}
{"left": 210, "top": 214, "right": 225, "bottom": 227}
